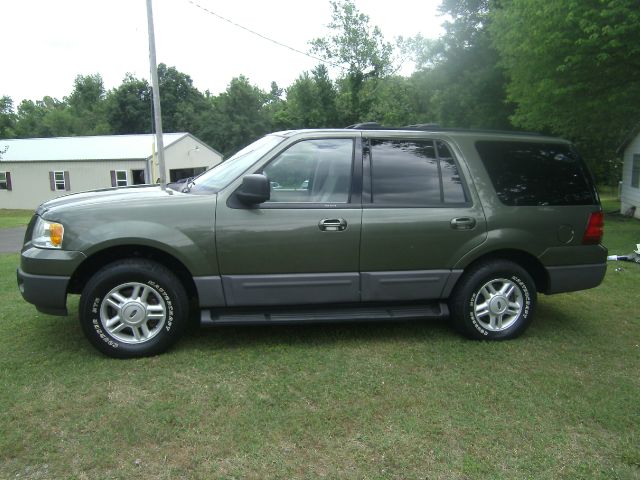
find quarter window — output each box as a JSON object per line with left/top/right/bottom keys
{"left": 370, "top": 139, "right": 467, "bottom": 206}
{"left": 263, "top": 138, "right": 354, "bottom": 204}
{"left": 476, "top": 141, "right": 597, "bottom": 206}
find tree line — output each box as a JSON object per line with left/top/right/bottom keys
{"left": 1, "top": 0, "right": 638, "bottom": 182}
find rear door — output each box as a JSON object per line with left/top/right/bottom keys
{"left": 360, "top": 134, "right": 487, "bottom": 301}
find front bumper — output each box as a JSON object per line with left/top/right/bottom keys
{"left": 17, "top": 268, "right": 70, "bottom": 315}
{"left": 17, "top": 247, "right": 86, "bottom": 316}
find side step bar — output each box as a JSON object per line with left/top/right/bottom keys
{"left": 201, "top": 302, "right": 449, "bottom": 326}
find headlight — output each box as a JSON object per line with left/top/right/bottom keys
{"left": 32, "top": 217, "right": 65, "bottom": 249}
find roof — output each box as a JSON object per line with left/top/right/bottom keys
{"left": 616, "top": 123, "right": 640, "bottom": 155}
{"left": 0, "top": 133, "right": 188, "bottom": 162}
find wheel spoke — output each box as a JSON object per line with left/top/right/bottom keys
{"left": 110, "top": 292, "right": 127, "bottom": 305}
{"left": 140, "top": 323, "right": 151, "bottom": 339}
{"left": 106, "top": 297, "right": 122, "bottom": 310}
{"left": 140, "top": 286, "right": 151, "bottom": 303}
{"left": 131, "top": 326, "right": 142, "bottom": 340}
{"left": 475, "top": 302, "right": 490, "bottom": 317}
{"left": 105, "top": 315, "right": 121, "bottom": 328}
{"left": 111, "top": 322, "right": 128, "bottom": 334}
{"left": 130, "top": 284, "right": 142, "bottom": 300}
{"left": 496, "top": 314, "right": 504, "bottom": 329}
{"left": 501, "top": 283, "right": 515, "bottom": 297}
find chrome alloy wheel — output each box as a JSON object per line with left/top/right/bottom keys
{"left": 99, "top": 282, "right": 166, "bottom": 344}
{"left": 473, "top": 278, "right": 524, "bottom": 332}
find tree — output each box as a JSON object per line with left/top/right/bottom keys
{"left": 490, "top": 0, "right": 640, "bottom": 177}
{"left": 0, "top": 96, "right": 16, "bottom": 138}
{"left": 285, "top": 65, "right": 339, "bottom": 128}
{"left": 310, "top": 0, "right": 395, "bottom": 123}
{"left": 14, "top": 97, "right": 76, "bottom": 138}
{"left": 105, "top": 74, "right": 152, "bottom": 134}
{"left": 66, "top": 74, "right": 110, "bottom": 134}
{"left": 407, "top": 0, "right": 513, "bottom": 129}
{"left": 157, "top": 64, "right": 207, "bottom": 133}
{"left": 202, "top": 76, "right": 271, "bottom": 157}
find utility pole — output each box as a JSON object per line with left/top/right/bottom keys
{"left": 146, "top": 0, "right": 166, "bottom": 184}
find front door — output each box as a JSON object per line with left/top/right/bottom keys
{"left": 216, "top": 136, "right": 363, "bottom": 307}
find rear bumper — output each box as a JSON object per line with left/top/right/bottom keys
{"left": 17, "top": 268, "right": 70, "bottom": 316}
{"left": 544, "top": 263, "right": 607, "bottom": 294}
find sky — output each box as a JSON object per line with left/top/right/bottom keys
{"left": 1, "top": 0, "right": 446, "bottom": 106}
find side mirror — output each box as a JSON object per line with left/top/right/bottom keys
{"left": 236, "top": 174, "right": 270, "bottom": 205}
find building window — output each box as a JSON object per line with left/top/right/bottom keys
{"left": 632, "top": 154, "right": 640, "bottom": 189}
{"left": 49, "top": 171, "right": 69, "bottom": 191}
{"left": 110, "top": 170, "right": 128, "bottom": 187}
{"left": 0, "top": 172, "right": 11, "bottom": 191}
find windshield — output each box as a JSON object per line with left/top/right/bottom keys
{"left": 187, "top": 134, "right": 285, "bottom": 194}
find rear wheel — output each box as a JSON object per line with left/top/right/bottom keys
{"left": 79, "top": 259, "right": 188, "bottom": 358}
{"left": 449, "top": 260, "right": 536, "bottom": 340}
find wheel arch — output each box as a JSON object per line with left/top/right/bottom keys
{"left": 67, "top": 244, "right": 198, "bottom": 302}
{"left": 454, "top": 249, "right": 548, "bottom": 294}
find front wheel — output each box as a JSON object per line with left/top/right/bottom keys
{"left": 79, "top": 259, "right": 189, "bottom": 358}
{"left": 449, "top": 260, "right": 537, "bottom": 340}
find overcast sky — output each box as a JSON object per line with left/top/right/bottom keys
{"left": 1, "top": 0, "right": 446, "bottom": 106}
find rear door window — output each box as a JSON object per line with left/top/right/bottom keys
{"left": 476, "top": 141, "right": 598, "bottom": 206}
{"left": 369, "top": 139, "right": 467, "bottom": 206}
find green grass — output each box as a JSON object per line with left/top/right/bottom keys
{"left": 1, "top": 203, "right": 638, "bottom": 479}
{"left": 0, "top": 209, "right": 32, "bottom": 229}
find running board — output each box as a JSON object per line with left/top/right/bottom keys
{"left": 201, "top": 302, "right": 449, "bottom": 326}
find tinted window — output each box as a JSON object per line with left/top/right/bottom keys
{"left": 370, "top": 139, "right": 467, "bottom": 206}
{"left": 264, "top": 138, "right": 353, "bottom": 203}
{"left": 437, "top": 141, "right": 466, "bottom": 203}
{"left": 476, "top": 141, "right": 597, "bottom": 206}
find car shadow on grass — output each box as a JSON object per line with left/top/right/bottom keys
{"left": 29, "top": 299, "right": 590, "bottom": 359}
{"left": 180, "top": 317, "right": 456, "bottom": 352}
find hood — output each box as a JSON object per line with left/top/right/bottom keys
{"left": 37, "top": 185, "right": 183, "bottom": 215}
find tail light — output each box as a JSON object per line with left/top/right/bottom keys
{"left": 582, "top": 211, "right": 604, "bottom": 245}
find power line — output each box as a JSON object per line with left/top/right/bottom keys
{"left": 185, "top": 0, "right": 344, "bottom": 70}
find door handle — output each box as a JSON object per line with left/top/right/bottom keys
{"left": 450, "top": 217, "right": 476, "bottom": 230}
{"left": 319, "top": 218, "right": 348, "bottom": 231}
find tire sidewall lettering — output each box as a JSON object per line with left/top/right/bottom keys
{"left": 90, "top": 279, "right": 176, "bottom": 350}
{"left": 468, "top": 274, "right": 532, "bottom": 336}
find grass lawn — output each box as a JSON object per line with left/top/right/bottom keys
{"left": 0, "top": 200, "right": 638, "bottom": 479}
{"left": 0, "top": 209, "right": 32, "bottom": 229}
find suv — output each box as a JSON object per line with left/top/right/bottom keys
{"left": 17, "top": 125, "right": 607, "bottom": 358}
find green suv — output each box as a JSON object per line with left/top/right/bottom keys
{"left": 17, "top": 125, "right": 607, "bottom": 358}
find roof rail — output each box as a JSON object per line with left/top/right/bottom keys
{"left": 345, "top": 122, "right": 383, "bottom": 129}
{"left": 344, "top": 121, "right": 544, "bottom": 136}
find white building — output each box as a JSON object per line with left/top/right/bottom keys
{"left": 618, "top": 128, "right": 640, "bottom": 219}
{"left": 0, "top": 133, "right": 222, "bottom": 209}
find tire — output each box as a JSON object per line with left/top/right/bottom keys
{"left": 79, "top": 259, "right": 189, "bottom": 358}
{"left": 449, "top": 260, "right": 537, "bottom": 340}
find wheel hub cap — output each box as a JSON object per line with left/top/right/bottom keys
{"left": 473, "top": 278, "right": 524, "bottom": 332}
{"left": 121, "top": 302, "right": 146, "bottom": 326}
{"left": 99, "top": 282, "right": 167, "bottom": 344}
{"left": 489, "top": 296, "right": 508, "bottom": 315}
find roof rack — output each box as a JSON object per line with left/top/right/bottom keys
{"left": 344, "top": 122, "right": 543, "bottom": 136}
